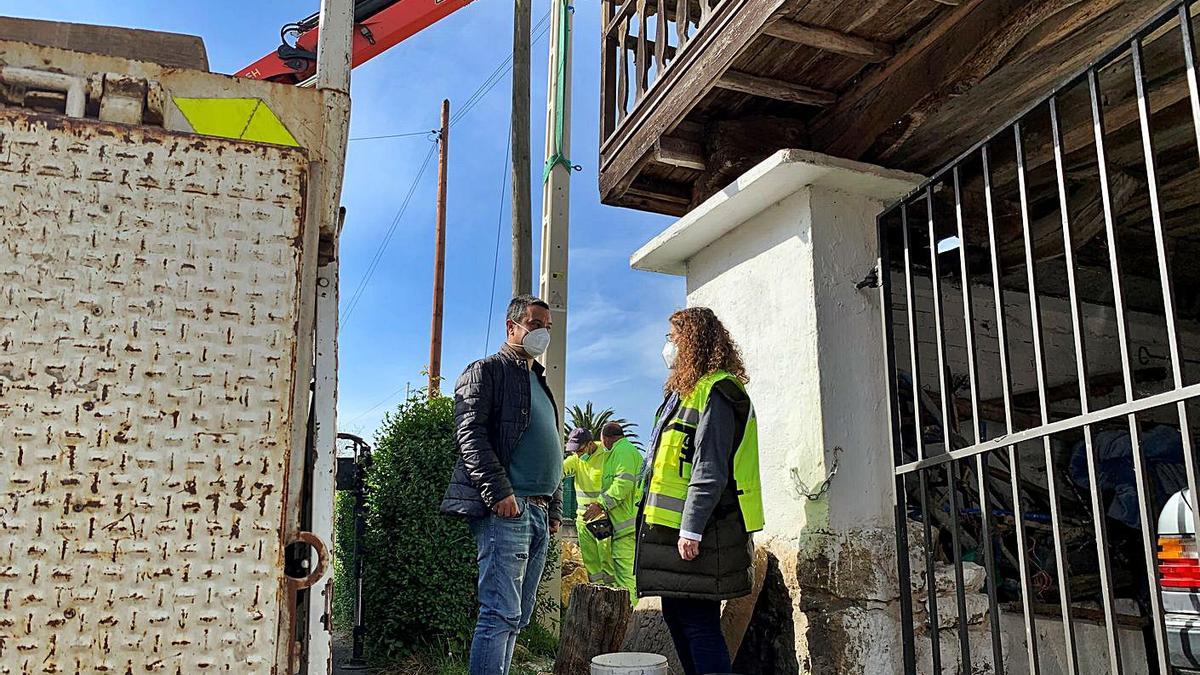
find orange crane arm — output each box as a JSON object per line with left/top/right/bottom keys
{"left": 237, "top": 0, "right": 478, "bottom": 84}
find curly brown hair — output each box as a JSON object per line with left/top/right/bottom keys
{"left": 665, "top": 307, "right": 748, "bottom": 396}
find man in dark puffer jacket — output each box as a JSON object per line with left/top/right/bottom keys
{"left": 440, "top": 295, "right": 563, "bottom": 675}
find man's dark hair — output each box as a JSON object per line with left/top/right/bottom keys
{"left": 507, "top": 295, "right": 550, "bottom": 323}
{"left": 601, "top": 421, "right": 625, "bottom": 440}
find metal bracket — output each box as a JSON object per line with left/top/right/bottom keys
{"left": 856, "top": 262, "right": 880, "bottom": 290}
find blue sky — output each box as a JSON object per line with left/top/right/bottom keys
{"left": 13, "top": 1, "right": 684, "bottom": 441}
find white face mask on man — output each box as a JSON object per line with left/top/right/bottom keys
{"left": 510, "top": 324, "right": 551, "bottom": 358}
{"left": 662, "top": 340, "right": 678, "bottom": 369}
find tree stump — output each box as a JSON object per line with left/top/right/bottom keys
{"left": 553, "top": 583, "right": 634, "bottom": 675}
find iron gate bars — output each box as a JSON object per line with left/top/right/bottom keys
{"left": 878, "top": 1, "right": 1200, "bottom": 672}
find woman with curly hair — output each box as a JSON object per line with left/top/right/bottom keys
{"left": 636, "top": 307, "right": 764, "bottom": 675}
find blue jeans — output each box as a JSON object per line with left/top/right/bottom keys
{"left": 661, "top": 597, "right": 731, "bottom": 675}
{"left": 468, "top": 497, "right": 550, "bottom": 675}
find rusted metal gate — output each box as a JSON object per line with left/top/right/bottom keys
{"left": 0, "top": 110, "right": 311, "bottom": 673}
{"left": 879, "top": 1, "right": 1200, "bottom": 672}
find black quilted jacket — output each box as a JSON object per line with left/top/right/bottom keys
{"left": 439, "top": 346, "right": 563, "bottom": 522}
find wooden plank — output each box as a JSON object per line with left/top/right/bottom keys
{"left": 0, "top": 16, "right": 208, "bottom": 71}
{"left": 613, "top": 190, "right": 692, "bottom": 216}
{"left": 992, "top": 15, "right": 1191, "bottom": 189}
{"left": 626, "top": 178, "right": 693, "bottom": 205}
{"left": 599, "top": 0, "right": 786, "bottom": 201}
{"left": 654, "top": 136, "right": 707, "bottom": 170}
{"left": 880, "top": 0, "right": 1176, "bottom": 172}
{"left": 871, "top": 0, "right": 1119, "bottom": 164}
{"left": 763, "top": 18, "right": 893, "bottom": 62}
{"left": 807, "top": 0, "right": 1016, "bottom": 160}
{"left": 716, "top": 69, "right": 836, "bottom": 106}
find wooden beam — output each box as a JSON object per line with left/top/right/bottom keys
{"left": 622, "top": 33, "right": 678, "bottom": 62}
{"left": 874, "top": 0, "right": 1176, "bottom": 171}
{"left": 626, "top": 178, "right": 692, "bottom": 206}
{"left": 615, "top": 192, "right": 691, "bottom": 217}
{"left": 693, "top": 115, "right": 807, "bottom": 204}
{"left": 654, "top": 136, "right": 707, "bottom": 170}
{"left": 715, "top": 70, "right": 836, "bottom": 106}
{"left": 763, "top": 18, "right": 893, "bottom": 63}
{"left": 994, "top": 172, "right": 1139, "bottom": 271}
{"left": 809, "top": 0, "right": 1075, "bottom": 161}
{"left": 0, "top": 16, "right": 208, "bottom": 70}
{"left": 995, "top": 48, "right": 1192, "bottom": 190}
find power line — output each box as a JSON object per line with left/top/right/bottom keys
{"left": 345, "top": 384, "right": 410, "bottom": 424}
{"left": 344, "top": 11, "right": 551, "bottom": 143}
{"left": 485, "top": 119, "right": 513, "bottom": 355}
{"left": 348, "top": 130, "right": 435, "bottom": 142}
{"left": 452, "top": 11, "right": 552, "bottom": 126}
{"left": 340, "top": 142, "right": 438, "bottom": 327}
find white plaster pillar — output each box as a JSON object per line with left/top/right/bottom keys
{"left": 632, "top": 150, "right": 922, "bottom": 673}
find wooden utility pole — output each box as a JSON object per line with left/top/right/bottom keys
{"left": 511, "top": 0, "right": 533, "bottom": 296}
{"left": 429, "top": 99, "right": 450, "bottom": 397}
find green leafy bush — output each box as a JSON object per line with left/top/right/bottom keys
{"left": 364, "top": 394, "right": 477, "bottom": 660}
{"left": 332, "top": 489, "right": 356, "bottom": 631}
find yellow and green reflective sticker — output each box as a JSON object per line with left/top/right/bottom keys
{"left": 173, "top": 97, "right": 299, "bottom": 147}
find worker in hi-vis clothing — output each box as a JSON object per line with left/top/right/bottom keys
{"left": 564, "top": 423, "right": 643, "bottom": 603}
{"left": 563, "top": 428, "right": 606, "bottom": 581}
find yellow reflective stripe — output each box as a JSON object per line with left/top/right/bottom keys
{"left": 173, "top": 97, "right": 299, "bottom": 147}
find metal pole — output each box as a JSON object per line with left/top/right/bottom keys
{"left": 429, "top": 100, "right": 450, "bottom": 397}
{"left": 539, "top": 0, "right": 572, "bottom": 437}
{"left": 345, "top": 435, "right": 370, "bottom": 670}
{"left": 537, "top": 0, "right": 573, "bottom": 633}
{"left": 511, "top": 0, "right": 533, "bottom": 296}
{"left": 1090, "top": 66, "right": 1170, "bottom": 672}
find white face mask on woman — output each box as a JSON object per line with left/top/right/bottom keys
{"left": 662, "top": 340, "right": 678, "bottom": 369}
{"left": 511, "top": 325, "right": 551, "bottom": 358}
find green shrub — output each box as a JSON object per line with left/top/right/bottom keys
{"left": 364, "top": 394, "right": 477, "bottom": 660}
{"left": 332, "top": 489, "right": 356, "bottom": 632}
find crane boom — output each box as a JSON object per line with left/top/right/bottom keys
{"left": 237, "top": 0, "right": 478, "bottom": 84}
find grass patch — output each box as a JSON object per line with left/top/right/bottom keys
{"left": 377, "top": 627, "right": 557, "bottom": 675}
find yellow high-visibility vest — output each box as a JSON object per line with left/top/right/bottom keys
{"left": 643, "top": 371, "right": 764, "bottom": 533}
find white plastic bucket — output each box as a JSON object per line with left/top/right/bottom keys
{"left": 590, "top": 652, "right": 669, "bottom": 675}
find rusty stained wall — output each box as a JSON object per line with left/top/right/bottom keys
{"left": 0, "top": 110, "right": 309, "bottom": 673}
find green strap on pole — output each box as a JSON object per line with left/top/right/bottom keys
{"left": 542, "top": 0, "right": 573, "bottom": 184}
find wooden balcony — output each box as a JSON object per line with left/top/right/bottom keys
{"left": 598, "top": 0, "right": 1181, "bottom": 216}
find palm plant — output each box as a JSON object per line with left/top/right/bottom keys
{"left": 564, "top": 401, "right": 642, "bottom": 449}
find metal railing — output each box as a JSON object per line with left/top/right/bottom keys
{"left": 879, "top": 1, "right": 1200, "bottom": 672}
{"left": 599, "top": 0, "right": 729, "bottom": 143}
